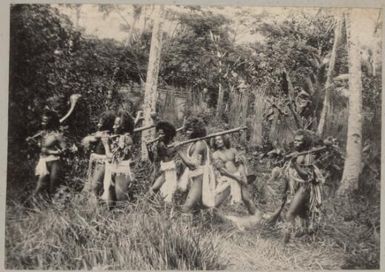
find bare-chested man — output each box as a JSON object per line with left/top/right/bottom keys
{"left": 82, "top": 110, "right": 116, "bottom": 197}
{"left": 282, "top": 129, "right": 324, "bottom": 243}
{"left": 147, "top": 121, "right": 178, "bottom": 202}
{"left": 212, "top": 134, "right": 262, "bottom": 216}
{"left": 175, "top": 117, "right": 213, "bottom": 213}
{"left": 27, "top": 108, "right": 68, "bottom": 199}
{"left": 101, "top": 110, "right": 135, "bottom": 208}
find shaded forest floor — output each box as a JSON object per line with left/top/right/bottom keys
{"left": 5, "top": 154, "right": 380, "bottom": 270}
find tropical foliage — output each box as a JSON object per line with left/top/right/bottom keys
{"left": 6, "top": 4, "right": 381, "bottom": 270}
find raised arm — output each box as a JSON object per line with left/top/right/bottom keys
{"left": 177, "top": 141, "right": 205, "bottom": 170}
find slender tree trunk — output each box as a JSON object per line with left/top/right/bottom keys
{"left": 317, "top": 16, "right": 343, "bottom": 136}
{"left": 285, "top": 71, "right": 302, "bottom": 129}
{"left": 251, "top": 89, "right": 265, "bottom": 145}
{"left": 239, "top": 90, "right": 249, "bottom": 147}
{"left": 229, "top": 87, "right": 241, "bottom": 127}
{"left": 162, "top": 90, "right": 177, "bottom": 124}
{"left": 141, "top": 5, "right": 164, "bottom": 160}
{"left": 269, "top": 107, "right": 280, "bottom": 147}
{"left": 241, "top": 89, "right": 249, "bottom": 124}
{"left": 216, "top": 83, "right": 224, "bottom": 118}
{"left": 337, "top": 10, "right": 363, "bottom": 195}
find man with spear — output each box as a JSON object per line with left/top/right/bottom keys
{"left": 168, "top": 117, "right": 251, "bottom": 214}
{"left": 268, "top": 129, "right": 325, "bottom": 243}
{"left": 147, "top": 121, "right": 178, "bottom": 203}
{"left": 81, "top": 110, "right": 116, "bottom": 197}
{"left": 211, "top": 133, "right": 263, "bottom": 217}
{"left": 26, "top": 94, "right": 81, "bottom": 201}
{"left": 81, "top": 109, "right": 147, "bottom": 199}
{"left": 100, "top": 110, "right": 136, "bottom": 209}
{"left": 172, "top": 117, "right": 215, "bottom": 213}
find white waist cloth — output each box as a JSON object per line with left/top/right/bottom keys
{"left": 216, "top": 171, "right": 243, "bottom": 204}
{"left": 87, "top": 153, "right": 108, "bottom": 184}
{"left": 176, "top": 142, "right": 216, "bottom": 207}
{"left": 159, "top": 160, "right": 177, "bottom": 203}
{"left": 90, "top": 153, "right": 108, "bottom": 162}
{"left": 101, "top": 160, "right": 133, "bottom": 202}
{"left": 178, "top": 164, "right": 216, "bottom": 208}
{"left": 35, "top": 155, "right": 60, "bottom": 177}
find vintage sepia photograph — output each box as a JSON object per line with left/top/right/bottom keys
{"left": 4, "top": 2, "right": 382, "bottom": 270}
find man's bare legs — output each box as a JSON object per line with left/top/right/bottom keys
{"left": 91, "top": 164, "right": 105, "bottom": 197}
{"left": 180, "top": 176, "right": 203, "bottom": 213}
{"left": 149, "top": 174, "right": 165, "bottom": 194}
{"left": 284, "top": 186, "right": 309, "bottom": 243}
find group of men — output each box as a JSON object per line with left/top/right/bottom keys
{"left": 147, "top": 118, "right": 262, "bottom": 216}
{"left": 27, "top": 106, "right": 326, "bottom": 243}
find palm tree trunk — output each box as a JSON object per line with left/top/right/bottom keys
{"left": 337, "top": 9, "right": 363, "bottom": 195}
{"left": 141, "top": 5, "right": 164, "bottom": 160}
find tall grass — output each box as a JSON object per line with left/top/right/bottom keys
{"left": 5, "top": 141, "right": 380, "bottom": 270}
{"left": 5, "top": 191, "right": 225, "bottom": 270}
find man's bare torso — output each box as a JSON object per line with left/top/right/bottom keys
{"left": 187, "top": 141, "right": 207, "bottom": 166}
{"left": 40, "top": 131, "right": 64, "bottom": 157}
{"left": 213, "top": 148, "right": 239, "bottom": 173}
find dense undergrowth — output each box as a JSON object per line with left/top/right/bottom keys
{"left": 5, "top": 148, "right": 380, "bottom": 270}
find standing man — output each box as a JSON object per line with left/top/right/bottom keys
{"left": 282, "top": 129, "right": 324, "bottom": 243}
{"left": 147, "top": 121, "right": 178, "bottom": 203}
{"left": 175, "top": 117, "right": 216, "bottom": 213}
{"left": 211, "top": 134, "right": 263, "bottom": 217}
{"left": 81, "top": 110, "right": 116, "bottom": 197}
{"left": 101, "top": 110, "right": 135, "bottom": 208}
{"left": 27, "top": 108, "right": 68, "bottom": 200}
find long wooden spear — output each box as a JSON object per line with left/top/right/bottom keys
{"left": 284, "top": 145, "right": 328, "bottom": 159}
{"left": 145, "top": 124, "right": 186, "bottom": 145}
{"left": 134, "top": 124, "right": 155, "bottom": 133}
{"left": 168, "top": 126, "right": 247, "bottom": 148}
